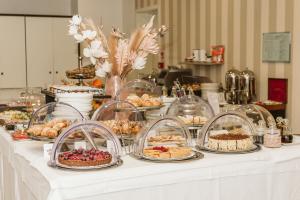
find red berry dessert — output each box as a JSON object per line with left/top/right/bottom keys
{"left": 58, "top": 148, "right": 112, "bottom": 167}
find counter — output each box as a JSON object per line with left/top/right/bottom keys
{"left": 1, "top": 127, "right": 300, "bottom": 200}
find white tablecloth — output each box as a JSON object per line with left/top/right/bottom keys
{"left": 1, "top": 127, "right": 300, "bottom": 200}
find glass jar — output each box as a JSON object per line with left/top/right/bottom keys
{"left": 264, "top": 124, "right": 281, "bottom": 148}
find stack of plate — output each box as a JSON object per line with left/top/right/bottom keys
{"left": 56, "top": 93, "right": 93, "bottom": 119}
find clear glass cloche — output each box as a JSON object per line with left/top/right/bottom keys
{"left": 197, "top": 111, "right": 259, "bottom": 153}
{"left": 133, "top": 116, "right": 200, "bottom": 161}
{"left": 166, "top": 95, "right": 214, "bottom": 127}
{"left": 26, "top": 102, "right": 84, "bottom": 141}
{"left": 48, "top": 121, "right": 122, "bottom": 170}
{"left": 234, "top": 104, "right": 275, "bottom": 128}
{"left": 116, "top": 79, "right": 163, "bottom": 110}
{"left": 91, "top": 100, "right": 145, "bottom": 138}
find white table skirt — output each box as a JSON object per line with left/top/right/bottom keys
{"left": 1, "top": 127, "right": 300, "bottom": 200}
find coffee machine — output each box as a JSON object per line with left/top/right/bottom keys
{"left": 225, "top": 68, "right": 256, "bottom": 104}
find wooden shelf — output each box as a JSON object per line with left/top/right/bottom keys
{"left": 179, "top": 61, "right": 223, "bottom": 66}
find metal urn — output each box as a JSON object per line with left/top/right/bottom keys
{"left": 225, "top": 69, "right": 241, "bottom": 104}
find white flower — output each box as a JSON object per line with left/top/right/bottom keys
{"left": 70, "top": 15, "right": 82, "bottom": 26}
{"left": 82, "top": 30, "right": 97, "bottom": 40}
{"left": 132, "top": 56, "right": 146, "bottom": 70}
{"left": 95, "top": 67, "right": 107, "bottom": 78}
{"left": 83, "top": 40, "right": 108, "bottom": 64}
{"left": 68, "top": 25, "right": 78, "bottom": 35}
{"left": 101, "top": 61, "right": 112, "bottom": 73}
{"left": 74, "top": 33, "right": 84, "bottom": 43}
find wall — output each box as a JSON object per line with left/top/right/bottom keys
{"left": 0, "top": 0, "right": 74, "bottom": 15}
{"left": 78, "top": 0, "right": 135, "bottom": 35}
{"left": 135, "top": 0, "right": 158, "bottom": 10}
{"left": 136, "top": 0, "right": 300, "bottom": 132}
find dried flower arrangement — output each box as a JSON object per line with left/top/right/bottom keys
{"left": 68, "top": 15, "right": 167, "bottom": 80}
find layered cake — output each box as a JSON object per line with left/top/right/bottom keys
{"left": 147, "top": 135, "right": 186, "bottom": 146}
{"left": 58, "top": 148, "right": 112, "bottom": 167}
{"left": 143, "top": 146, "right": 192, "bottom": 159}
{"left": 207, "top": 133, "right": 253, "bottom": 151}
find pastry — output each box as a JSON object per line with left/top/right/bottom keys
{"left": 143, "top": 146, "right": 192, "bottom": 159}
{"left": 58, "top": 148, "right": 112, "bottom": 167}
{"left": 207, "top": 132, "right": 253, "bottom": 151}
{"left": 101, "top": 120, "right": 142, "bottom": 136}
{"left": 26, "top": 119, "right": 71, "bottom": 139}
{"left": 178, "top": 115, "right": 208, "bottom": 126}
{"left": 126, "top": 94, "right": 162, "bottom": 107}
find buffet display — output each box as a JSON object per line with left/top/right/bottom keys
{"left": 0, "top": 13, "right": 294, "bottom": 176}
{"left": 48, "top": 121, "right": 122, "bottom": 170}
{"left": 132, "top": 117, "right": 203, "bottom": 162}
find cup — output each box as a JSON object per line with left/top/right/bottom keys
{"left": 192, "top": 49, "right": 200, "bottom": 61}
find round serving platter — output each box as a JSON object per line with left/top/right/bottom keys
{"left": 49, "top": 157, "right": 123, "bottom": 170}
{"left": 114, "top": 105, "right": 164, "bottom": 112}
{"left": 195, "top": 143, "right": 261, "bottom": 154}
{"left": 28, "top": 135, "right": 85, "bottom": 143}
{"left": 130, "top": 150, "right": 204, "bottom": 163}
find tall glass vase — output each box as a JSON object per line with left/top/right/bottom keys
{"left": 105, "top": 76, "right": 124, "bottom": 99}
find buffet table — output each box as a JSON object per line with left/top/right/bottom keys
{"left": 1, "top": 127, "right": 300, "bottom": 200}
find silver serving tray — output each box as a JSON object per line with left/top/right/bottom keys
{"left": 196, "top": 143, "right": 261, "bottom": 154}
{"left": 49, "top": 157, "right": 123, "bottom": 170}
{"left": 131, "top": 150, "right": 204, "bottom": 163}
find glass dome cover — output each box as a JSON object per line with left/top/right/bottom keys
{"left": 197, "top": 111, "right": 260, "bottom": 153}
{"left": 48, "top": 121, "right": 122, "bottom": 170}
{"left": 26, "top": 102, "right": 84, "bottom": 141}
{"left": 116, "top": 79, "right": 163, "bottom": 110}
{"left": 133, "top": 116, "right": 202, "bottom": 161}
{"left": 91, "top": 100, "right": 145, "bottom": 138}
{"left": 166, "top": 95, "right": 214, "bottom": 127}
{"left": 234, "top": 104, "right": 275, "bottom": 128}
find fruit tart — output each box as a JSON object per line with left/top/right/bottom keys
{"left": 58, "top": 148, "right": 112, "bottom": 167}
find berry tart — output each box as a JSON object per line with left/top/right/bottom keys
{"left": 58, "top": 148, "right": 112, "bottom": 167}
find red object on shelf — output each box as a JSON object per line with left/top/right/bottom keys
{"left": 211, "top": 45, "right": 225, "bottom": 64}
{"left": 268, "top": 78, "right": 288, "bottom": 103}
{"left": 158, "top": 51, "right": 165, "bottom": 69}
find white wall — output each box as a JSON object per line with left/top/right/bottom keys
{"left": 78, "top": 0, "right": 135, "bottom": 35}
{"left": 0, "top": 0, "right": 74, "bottom": 15}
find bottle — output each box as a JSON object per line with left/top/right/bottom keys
{"left": 281, "top": 119, "right": 293, "bottom": 143}
{"left": 158, "top": 51, "right": 165, "bottom": 69}
{"left": 162, "top": 86, "right": 168, "bottom": 97}
{"left": 264, "top": 123, "right": 281, "bottom": 148}
{"left": 255, "top": 120, "right": 265, "bottom": 144}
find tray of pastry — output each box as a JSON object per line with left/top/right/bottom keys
{"left": 131, "top": 147, "right": 204, "bottom": 162}
{"left": 26, "top": 119, "right": 84, "bottom": 142}
{"left": 65, "top": 65, "right": 95, "bottom": 79}
{"left": 125, "top": 94, "right": 164, "bottom": 111}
